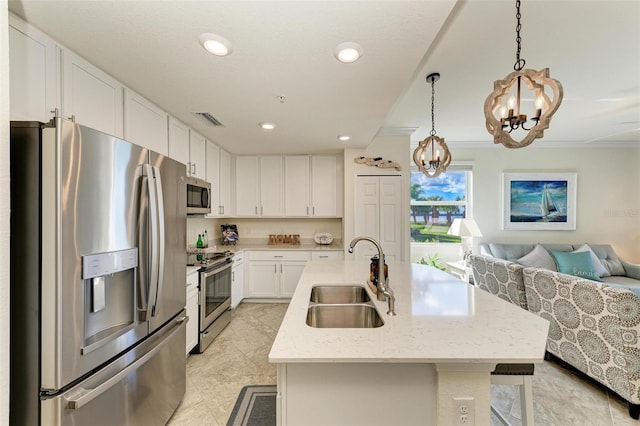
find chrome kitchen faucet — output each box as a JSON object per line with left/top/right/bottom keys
{"left": 348, "top": 236, "right": 396, "bottom": 316}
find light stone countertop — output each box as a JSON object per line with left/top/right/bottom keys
{"left": 269, "top": 260, "right": 550, "bottom": 364}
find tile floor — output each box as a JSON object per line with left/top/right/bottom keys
{"left": 168, "top": 303, "right": 640, "bottom": 426}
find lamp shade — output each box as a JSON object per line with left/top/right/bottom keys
{"left": 447, "top": 219, "right": 483, "bottom": 238}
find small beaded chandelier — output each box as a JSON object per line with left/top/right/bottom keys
{"left": 413, "top": 73, "right": 452, "bottom": 178}
{"left": 484, "top": 0, "right": 563, "bottom": 148}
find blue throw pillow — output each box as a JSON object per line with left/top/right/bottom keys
{"left": 550, "top": 250, "right": 602, "bottom": 282}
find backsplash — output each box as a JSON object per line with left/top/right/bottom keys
{"left": 186, "top": 217, "right": 342, "bottom": 248}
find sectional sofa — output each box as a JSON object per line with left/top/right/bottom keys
{"left": 470, "top": 243, "right": 640, "bottom": 418}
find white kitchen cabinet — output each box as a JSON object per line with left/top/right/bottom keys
{"left": 231, "top": 253, "right": 244, "bottom": 308}
{"left": 284, "top": 156, "right": 310, "bottom": 216}
{"left": 186, "top": 271, "right": 199, "bottom": 355}
{"left": 9, "top": 14, "right": 59, "bottom": 122}
{"left": 188, "top": 131, "right": 207, "bottom": 180}
{"left": 205, "top": 141, "right": 221, "bottom": 217}
{"left": 62, "top": 48, "right": 124, "bottom": 137}
{"left": 260, "top": 156, "right": 284, "bottom": 217}
{"left": 354, "top": 175, "right": 403, "bottom": 261}
{"left": 311, "top": 156, "right": 340, "bottom": 217}
{"left": 246, "top": 251, "right": 310, "bottom": 298}
{"left": 219, "top": 149, "right": 231, "bottom": 216}
{"left": 311, "top": 251, "right": 343, "bottom": 261}
{"left": 235, "top": 156, "right": 260, "bottom": 216}
{"left": 168, "top": 116, "right": 190, "bottom": 167}
{"left": 124, "top": 89, "right": 168, "bottom": 155}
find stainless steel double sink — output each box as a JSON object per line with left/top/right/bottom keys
{"left": 306, "top": 285, "right": 384, "bottom": 328}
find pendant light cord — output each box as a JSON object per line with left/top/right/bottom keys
{"left": 514, "top": 0, "right": 526, "bottom": 71}
{"left": 430, "top": 77, "right": 436, "bottom": 136}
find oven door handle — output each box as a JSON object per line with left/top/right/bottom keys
{"left": 201, "top": 260, "right": 233, "bottom": 278}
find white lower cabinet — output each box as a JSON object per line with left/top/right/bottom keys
{"left": 247, "top": 251, "right": 310, "bottom": 298}
{"left": 186, "top": 271, "right": 199, "bottom": 355}
{"left": 231, "top": 253, "right": 244, "bottom": 308}
{"left": 311, "top": 251, "right": 343, "bottom": 261}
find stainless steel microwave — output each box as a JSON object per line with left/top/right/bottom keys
{"left": 186, "top": 177, "right": 211, "bottom": 215}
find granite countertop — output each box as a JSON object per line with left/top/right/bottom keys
{"left": 268, "top": 260, "right": 550, "bottom": 364}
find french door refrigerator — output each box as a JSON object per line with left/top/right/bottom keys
{"left": 10, "top": 118, "right": 187, "bottom": 425}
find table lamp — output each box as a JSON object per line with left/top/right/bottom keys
{"left": 447, "top": 219, "right": 483, "bottom": 265}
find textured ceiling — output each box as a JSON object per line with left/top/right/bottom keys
{"left": 9, "top": 0, "right": 640, "bottom": 154}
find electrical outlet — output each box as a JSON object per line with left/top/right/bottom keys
{"left": 453, "top": 397, "right": 475, "bottom": 425}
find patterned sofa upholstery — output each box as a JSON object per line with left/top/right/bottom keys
{"left": 470, "top": 244, "right": 640, "bottom": 418}
{"left": 470, "top": 254, "right": 528, "bottom": 310}
{"left": 523, "top": 267, "right": 640, "bottom": 418}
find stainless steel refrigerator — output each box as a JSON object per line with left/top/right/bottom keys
{"left": 10, "top": 118, "right": 187, "bottom": 425}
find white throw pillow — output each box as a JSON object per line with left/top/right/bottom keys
{"left": 516, "top": 244, "right": 558, "bottom": 271}
{"left": 573, "top": 244, "right": 610, "bottom": 278}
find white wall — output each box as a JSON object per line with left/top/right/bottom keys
{"left": 343, "top": 130, "right": 412, "bottom": 260}
{"left": 453, "top": 146, "right": 640, "bottom": 262}
{"left": 1, "top": 2, "right": 11, "bottom": 423}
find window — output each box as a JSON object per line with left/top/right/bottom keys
{"left": 410, "top": 164, "right": 473, "bottom": 243}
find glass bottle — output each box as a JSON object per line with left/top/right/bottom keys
{"left": 196, "top": 234, "right": 203, "bottom": 261}
{"left": 203, "top": 230, "right": 209, "bottom": 248}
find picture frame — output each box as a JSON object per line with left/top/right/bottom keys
{"left": 502, "top": 172, "right": 577, "bottom": 230}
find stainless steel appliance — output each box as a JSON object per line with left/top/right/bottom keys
{"left": 186, "top": 176, "right": 211, "bottom": 215}
{"left": 10, "top": 118, "right": 187, "bottom": 426}
{"left": 190, "top": 252, "right": 233, "bottom": 353}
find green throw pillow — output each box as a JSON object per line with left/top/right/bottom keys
{"left": 550, "top": 250, "right": 602, "bottom": 282}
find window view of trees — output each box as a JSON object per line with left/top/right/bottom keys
{"left": 410, "top": 170, "right": 468, "bottom": 243}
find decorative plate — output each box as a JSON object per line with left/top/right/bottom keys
{"left": 314, "top": 232, "right": 334, "bottom": 245}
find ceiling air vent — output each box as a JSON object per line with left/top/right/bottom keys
{"left": 194, "top": 112, "right": 223, "bottom": 127}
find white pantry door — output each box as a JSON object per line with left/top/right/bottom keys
{"left": 354, "top": 175, "right": 402, "bottom": 261}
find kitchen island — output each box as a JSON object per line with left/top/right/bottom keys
{"left": 269, "top": 260, "right": 549, "bottom": 425}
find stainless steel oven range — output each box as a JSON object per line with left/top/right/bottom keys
{"left": 193, "top": 252, "right": 233, "bottom": 353}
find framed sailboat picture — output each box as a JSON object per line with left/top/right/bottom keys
{"left": 502, "top": 172, "right": 577, "bottom": 230}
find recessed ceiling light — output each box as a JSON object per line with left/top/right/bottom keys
{"left": 338, "top": 135, "right": 351, "bottom": 141}
{"left": 199, "top": 33, "right": 232, "bottom": 56}
{"left": 259, "top": 122, "right": 276, "bottom": 130}
{"left": 334, "top": 42, "right": 363, "bottom": 63}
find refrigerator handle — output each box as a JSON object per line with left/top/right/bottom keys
{"left": 142, "top": 164, "right": 160, "bottom": 320}
{"left": 67, "top": 316, "right": 186, "bottom": 410}
{"left": 152, "top": 165, "right": 165, "bottom": 317}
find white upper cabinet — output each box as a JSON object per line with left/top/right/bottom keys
{"left": 188, "top": 131, "right": 207, "bottom": 180}
{"left": 205, "top": 141, "right": 221, "bottom": 217}
{"left": 219, "top": 149, "right": 231, "bottom": 216}
{"left": 260, "top": 156, "right": 284, "bottom": 217}
{"left": 62, "top": 48, "right": 124, "bottom": 137}
{"left": 284, "top": 156, "right": 310, "bottom": 217}
{"left": 168, "top": 116, "right": 190, "bottom": 166}
{"left": 235, "top": 156, "right": 259, "bottom": 216}
{"left": 311, "top": 155, "right": 341, "bottom": 217}
{"left": 9, "top": 15, "right": 59, "bottom": 122}
{"left": 124, "top": 89, "right": 168, "bottom": 155}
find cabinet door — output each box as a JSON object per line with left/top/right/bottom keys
{"left": 279, "top": 262, "right": 306, "bottom": 298}
{"left": 235, "top": 156, "right": 259, "bottom": 216}
{"left": 284, "top": 156, "right": 310, "bottom": 216}
{"left": 124, "top": 89, "right": 168, "bottom": 155}
{"left": 231, "top": 261, "right": 244, "bottom": 308}
{"left": 311, "top": 156, "right": 338, "bottom": 217}
{"left": 189, "top": 131, "right": 207, "bottom": 179}
{"left": 62, "top": 49, "right": 123, "bottom": 137}
{"left": 9, "top": 16, "right": 59, "bottom": 122}
{"left": 186, "top": 273, "right": 199, "bottom": 355}
{"left": 260, "top": 156, "right": 284, "bottom": 217}
{"left": 248, "top": 262, "right": 278, "bottom": 297}
{"left": 168, "top": 116, "right": 190, "bottom": 166}
{"left": 205, "top": 141, "right": 221, "bottom": 217}
{"left": 219, "top": 149, "right": 231, "bottom": 216}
